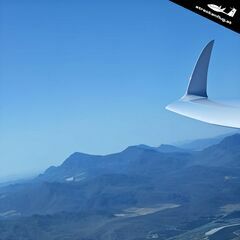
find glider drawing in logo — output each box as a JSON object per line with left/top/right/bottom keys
{"left": 208, "top": 4, "right": 226, "bottom": 13}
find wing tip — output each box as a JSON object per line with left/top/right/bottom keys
{"left": 185, "top": 40, "right": 215, "bottom": 98}
{"left": 166, "top": 40, "right": 215, "bottom": 114}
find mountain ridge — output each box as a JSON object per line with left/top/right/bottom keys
{"left": 0, "top": 134, "right": 240, "bottom": 239}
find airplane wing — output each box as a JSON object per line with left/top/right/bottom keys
{"left": 166, "top": 41, "right": 240, "bottom": 129}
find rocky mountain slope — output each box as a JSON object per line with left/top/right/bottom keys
{"left": 0, "top": 134, "right": 240, "bottom": 239}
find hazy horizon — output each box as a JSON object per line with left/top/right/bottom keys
{"left": 0, "top": 130, "right": 237, "bottom": 182}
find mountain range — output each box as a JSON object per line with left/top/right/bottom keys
{"left": 0, "top": 134, "right": 240, "bottom": 239}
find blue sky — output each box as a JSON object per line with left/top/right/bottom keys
{"left": 0, "top": 0, "right": 239, "bottom": 179}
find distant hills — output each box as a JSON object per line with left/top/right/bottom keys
{"left": 177, "top": 132, "right": 237, "bottom": 150}
{"left": 0, "top": 134, "right": 240, "bottom": 239}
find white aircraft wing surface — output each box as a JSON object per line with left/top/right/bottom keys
{"left": 166, "top": 41, "right": 240, "bottom": 129}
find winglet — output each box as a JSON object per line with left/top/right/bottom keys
{"left": 184, "top": 40, "right": 214, "bottom": 99}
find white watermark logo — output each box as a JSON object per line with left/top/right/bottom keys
{"left": 195, "top": 5, "right": 233, "bottom": 25}
{"left": 207, "top": 4, "right": 237, "bottom": 17}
